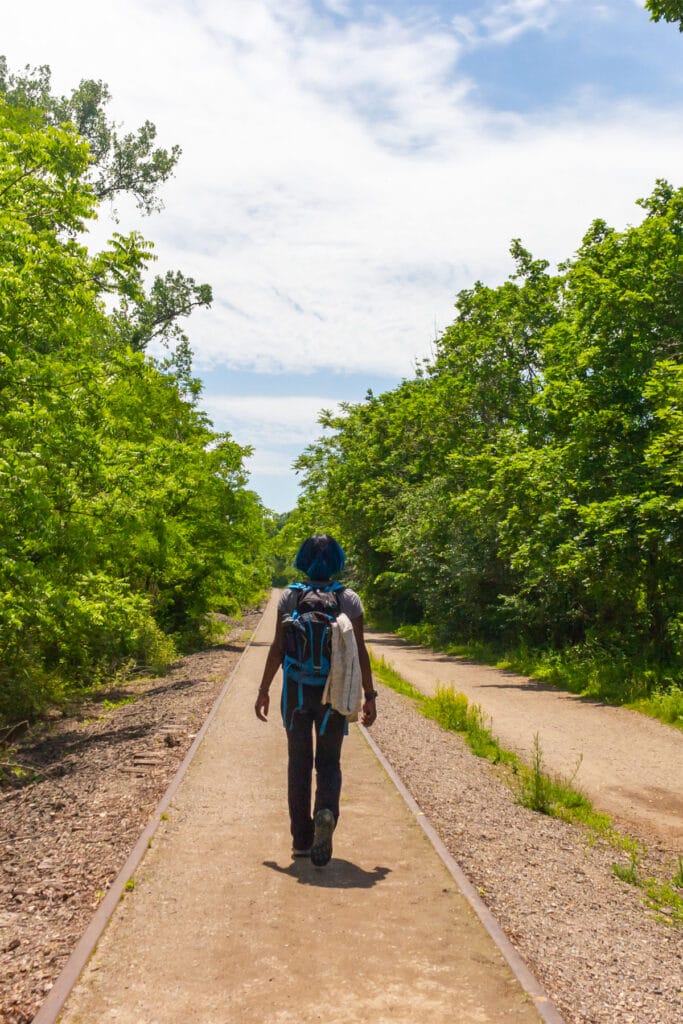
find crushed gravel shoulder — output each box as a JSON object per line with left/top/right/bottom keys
{"left": 371, "top": 684, "right": 683, "bottom": 1024}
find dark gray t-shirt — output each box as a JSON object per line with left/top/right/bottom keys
{"left": 277, "top": 584, "right": 364, "bottom": 620}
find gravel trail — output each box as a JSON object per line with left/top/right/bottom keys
{"left": 371, "top": 683, "right": 683, "bottom": 1024}
{"left": 367, "top": 632, "right": 683, "bottom": 845}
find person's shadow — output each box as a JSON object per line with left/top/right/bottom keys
{"left": 263, "top": 858, "right": 391, "bottom": 889}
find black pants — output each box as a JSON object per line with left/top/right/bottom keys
{"left": 283, "top": 677, "right": 346, "bottom": 851}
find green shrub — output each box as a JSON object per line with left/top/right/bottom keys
{"left": 423, "top": 687, "right": 470, "bottom": 731}
{"left": 674, "top": 857, "right": 683, "bottom": 889}
{"left": 612, "top": 850, "right": 641, "bottom": 887}
{"left": 516, "top": 734, "right": 554, "bottom": 814}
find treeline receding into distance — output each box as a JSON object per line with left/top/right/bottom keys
{"left": 289, "top": 183, "right": 683, "bottom": 702}
{"left": 4, "top": 28, "right": 683, "bottom": 729}
{"left": 0, "top": 63, "right": 269, "bottom": 727}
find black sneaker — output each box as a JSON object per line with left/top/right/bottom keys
{"left": 311, "top": 808, "right": 335, "bottom": 867}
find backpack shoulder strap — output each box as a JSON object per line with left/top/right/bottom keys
{"left": 288, "top": 582, "right": 343, "bottom": 594}
{"left": 307, "top": 583, "right": 344, "bottom": 609}
{"left": 287, "top": 582, "right": 309, "bottom": 610}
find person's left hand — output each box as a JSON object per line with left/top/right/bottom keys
{"left": 255, "top": 689, "right": 270, "bottom": 721}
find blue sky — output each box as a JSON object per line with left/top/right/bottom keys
{"left": 4, "top": 1, "right": 683, "bottom": 511}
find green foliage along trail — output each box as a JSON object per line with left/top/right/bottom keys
{"left": 0, "top": 66, "right": 268, "bottom": 726}
{"left": 646, "top": 1, "right": 683, "bottom": 32}
{"left": 293, "top": 184, "right": 683, "bottom": 703}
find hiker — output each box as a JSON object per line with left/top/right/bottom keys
{"left": 255, "top": 534, "right": 377, "bottom": 866}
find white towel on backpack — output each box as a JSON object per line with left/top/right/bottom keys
{"left": 322, "top": 612, "right": 363, "bottom": 721}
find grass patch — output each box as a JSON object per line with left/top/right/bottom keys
{"left": 0, "top": 751, "right": 42, "bottom": 785}
{"left": 627, "top": 685, "right": 683, "bottom": 731}
{"left": 372, "top": 656, "right": 610, "bottom": 832}
{"left": 515, "top": 733, "right": 553, "bottom": 815}
{"left": 552, "top": 792, "right": 615, "bottom": 835}
{"left": 369, "top": 655, "right": 423, "bottom": 700}
{"left": 612, "top": 849, "right": 641, "bottom": 886}
{"left": 100, "top": 695, "right": 137, "bottom": 712}
{"left": 513, "top": 733, "right": 615, "bottom": 834}
{"left": 643, "top": 878, "right": 683, "bottom": 926}
{"left": 423, "top": 686, "right": 517, "bottom": 765}
{"left": 398, "top": 623, "right": 497, "bottom": 664}
{"left": 674, "top": 857, "right": 683, "bottom": 888}
{"left": 611, "top": 850, "right": 683, "bottom": 926}
{"left": 370, "top": 655, "right": 515, "bottom": 767}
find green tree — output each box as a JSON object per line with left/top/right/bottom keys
{"left": 0, "top": 57, "right": 180, "bottom": 212}
{"left": 295, "top": 183, "right": 683, "bottom": 694}
{"left": 646, "top": 1, "right": 683, "bottom": 30}
{"left": 0, "top": 83, "right": 267, "bottom": 726}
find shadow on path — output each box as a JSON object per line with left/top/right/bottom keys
{"left": 263, "top": 858, "right": 391, "bottom": 889}
{"left": 477, "top": 678, "right": 609, "bottom": 705}
{"left": 368, "top": 634, "right": 615, "bottom": 707}
{"left": 366, "top": 634, "right": 421, "bottom": 652}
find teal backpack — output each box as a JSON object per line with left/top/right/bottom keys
{"left": 281, "top": 581, "right": 344, "bottom": 732}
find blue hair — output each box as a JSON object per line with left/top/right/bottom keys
{"left": 294, "top": 534, "right": 346, "bottom": 579}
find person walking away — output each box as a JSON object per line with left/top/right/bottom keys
{"left": 254, "top": 535, "right": 377, "bottom": 866}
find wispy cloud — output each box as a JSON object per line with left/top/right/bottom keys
{"left": 321, "top": 0, "right": 353, "bottom": 17}
{"left": 451, "top": 0, "right": 621, "bottom": 47}
{"left": 481, "top": 0, "right": 564, "bottom": 43}
{"left": 452, "top": 0, "right": 562, "bottom": 45}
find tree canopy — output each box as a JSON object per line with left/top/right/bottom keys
{"left": 0, "top": 68, "right": 268, "bottom": 726}
{"left": 0, "top": 58, "right": 181, "bottom": 213}
{"left": 293, "top": 183, "right": 683, "bottom": 697}
{"left": 645, "top": 1, "right": 683, "bottom": 31}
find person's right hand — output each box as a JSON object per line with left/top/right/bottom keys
{"left": 255, "top": 689, "right": 270, "bottom": 722}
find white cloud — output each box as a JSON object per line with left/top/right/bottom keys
{"left": 452, "top": 0, "right": 632, "bottom": 48}
{"left": 3, "top": 0, "right": 683, "bottom": 384}
{"left": 201, "top": 395, "right": 342, "bottom": 464}
{"left": 201, "top": 393, "right": 342, "bottom": 502}
{"left": 202, "top": 394, "right": 341, "bottom": 447}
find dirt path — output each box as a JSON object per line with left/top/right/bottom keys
{"left": 367, "top": 632, "right": 683, "bottom": 848}
{"left": 54, "top": 594, "right": 546, "bottom": 1024}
